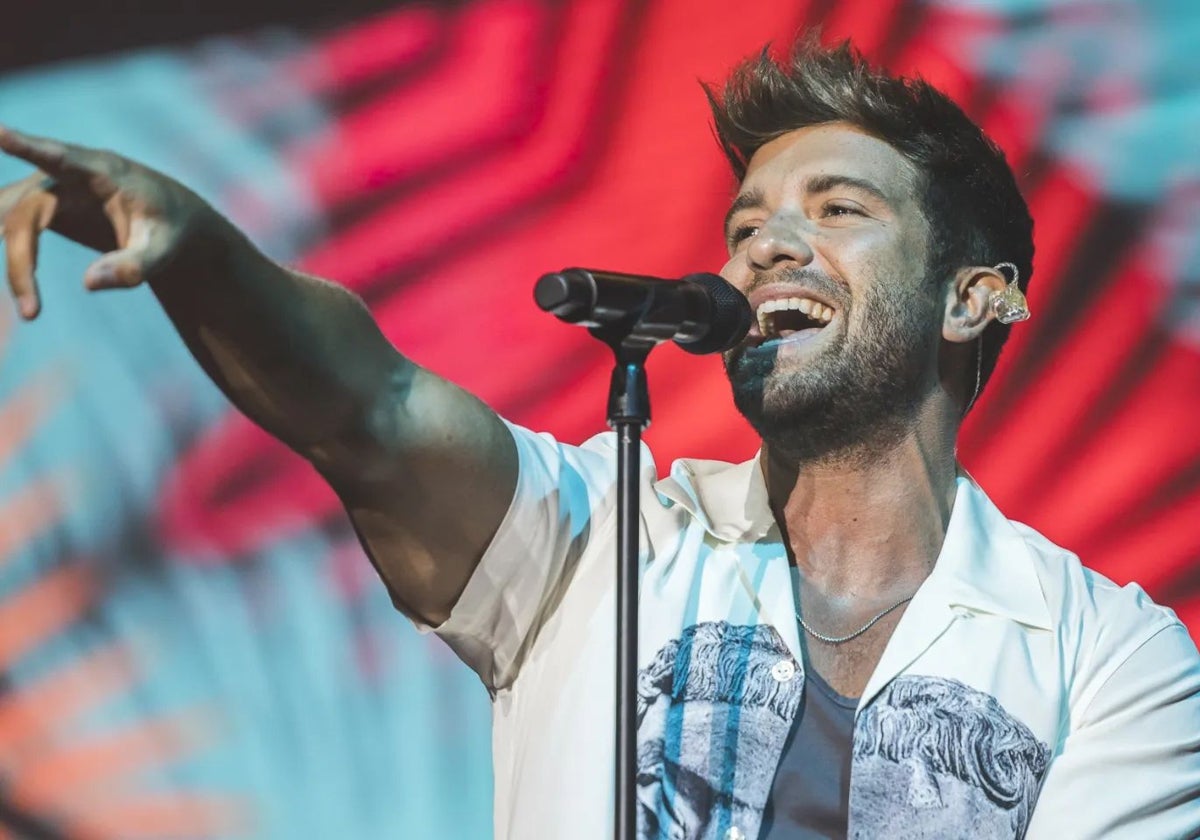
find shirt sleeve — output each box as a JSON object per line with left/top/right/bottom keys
{"left": 1025, "top": 621, "right": 1200, "bottom": 840}
{"left": 423, "top": 419, "right": 628, "bottom": 691}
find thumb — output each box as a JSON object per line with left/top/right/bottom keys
{"left": 83, "top": 218, "right": 171, "bottom": 290}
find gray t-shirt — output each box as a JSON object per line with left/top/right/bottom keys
{"left": 760, "top": 662, "right": 857, "bottom": 838}
{"left": 762, "top": 566, "right": 858, "bottom": 838}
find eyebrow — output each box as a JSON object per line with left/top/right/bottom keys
{"left": 723, "top": 188, "right": 766, "bottom": 238}
{"left": 723, "top": 173, "right": 894, "bottom": 238}
{"left": 805, "top": 173, "right": 892, "bottom": 205}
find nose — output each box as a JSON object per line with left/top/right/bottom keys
{"left": 746, "top": 213, "right": 815, "bottom": 270}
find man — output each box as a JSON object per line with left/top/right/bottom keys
{"left": 2, "top": 36, "right": 1198, "bottom": 840}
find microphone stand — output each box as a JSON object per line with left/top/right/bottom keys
{"left": 590, "top": 323, "right": 657, "bottom": 840}
{"left": 534, "top": 266, "right": 749, "bottom": 840}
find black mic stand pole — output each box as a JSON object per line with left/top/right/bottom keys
{"left": 535, "top": 267, "right": 751, "bottom": 840}
{"left": 591, "top": 323, "right": 656, "bottom": 840}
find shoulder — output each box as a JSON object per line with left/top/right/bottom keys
{"left": 503, "top": 420, "right": 661, "bottom": 494}
{"left": 1011, "top": 518, "right": 1178, "bottom": 638}
{"left": 1007, "top": 517, "right": 1193, "bottom": 709}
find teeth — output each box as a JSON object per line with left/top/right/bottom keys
{"left": 754, "top": 296, "right": 835, "bottom": 336}
{"left": 756, "top": 309, "right": 772, "bottom": 337}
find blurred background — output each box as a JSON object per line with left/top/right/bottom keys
{"left": 1, "top": 0, "right": 1198, "bottom": 836}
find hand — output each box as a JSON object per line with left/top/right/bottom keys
{"left": 0, "top": 125, "right": 230, "bottom": 319}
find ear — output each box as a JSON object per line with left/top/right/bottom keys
{"left": 942, "top": 265, "right": 1008, "bottom": 344}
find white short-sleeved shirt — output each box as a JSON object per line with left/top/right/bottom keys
{"left": 428, "top": 422, "right": 1200, "bottom": 840}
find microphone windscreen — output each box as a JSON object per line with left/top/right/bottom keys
{"left": 677, "top": 273, "right": 752, "bottom": 355}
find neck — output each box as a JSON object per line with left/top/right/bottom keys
{"left": 763, "top": 396, "right": 960, "bottom": 605}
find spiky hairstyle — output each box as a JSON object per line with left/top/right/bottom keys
{"left": 706, "top": 36, "right": 1033, "bottom": 406}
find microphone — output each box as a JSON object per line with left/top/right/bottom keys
{"left": 534, "top": 268, "right": 752, "bottom": 354}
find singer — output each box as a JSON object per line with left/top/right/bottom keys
{"left": 2, "top": 34, "right": 1198, "bottom": 840}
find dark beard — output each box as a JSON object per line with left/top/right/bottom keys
{"left": 724, "top": 271, "right": 940, "bottom": 467}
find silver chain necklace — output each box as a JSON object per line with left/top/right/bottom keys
{"left": 795, "top": 595, "right": 914, "bottom": 645}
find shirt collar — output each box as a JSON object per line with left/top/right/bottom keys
{"left": 654, "top": 456, "right": 1052, "bottom": 631}
{"left": 930, "top": 470, "right": 1053, "bottom": 630}
{"left": 654, "top": 452, "right": 776, "bottom": 542}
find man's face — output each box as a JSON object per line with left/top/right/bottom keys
{"left": 720, "top": 122, "right": 944, "bottom": 464}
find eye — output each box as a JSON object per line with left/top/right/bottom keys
{"left": 821, "top": 202, "right": 865, "bottom": 219}
{"left": 728, "top": 223, "right": 760, "bottom": 246}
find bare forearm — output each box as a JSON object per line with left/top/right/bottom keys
{"left": 154, "top": 236, "right": 516, "bottom": 621}
{"left": 150, "top": 232, "right": 401, "bottom": 463}
{"left": 0, "top": 127, "right": 517, "bottom": 621}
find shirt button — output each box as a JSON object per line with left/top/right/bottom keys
{"left": 726, "top": 828, "right": 745, "bottom": 840}
{"left": 770, "top": 659, "right": 796, "bottom": 682}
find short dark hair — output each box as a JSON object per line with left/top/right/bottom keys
{"left": 705, "top": 35, "right": 1033, "bottom": 407}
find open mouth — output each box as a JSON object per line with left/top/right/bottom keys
{"left": 755, "top": 296, "right": 835, "bottom": 344}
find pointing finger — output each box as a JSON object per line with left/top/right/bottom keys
{"left": 0, "top": 125, "right": 72, "bottom": 173}
{"left": 0, "top": 126, "right": 119, "bottom": 197}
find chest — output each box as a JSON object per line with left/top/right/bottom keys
{"left": 506, "top": 522, "right": 1071, "bottom": 839}
{"left": 505, "top": 551, "right": 1067, "bottom": 840}
{"left": 802, "top": 607, "right": 907, "bottom": 698}
{"left": 624, "top": 617, "right": 1057, "bottom": 840}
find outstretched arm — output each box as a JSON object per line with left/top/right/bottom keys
{"left": 0, "top": 126, "right": 516, "bottom": 625}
